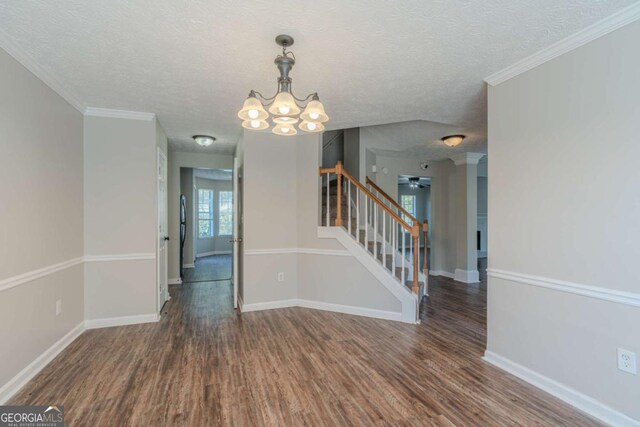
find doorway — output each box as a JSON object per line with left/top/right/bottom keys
{"left": 179, "top": 167, "right": 234, "bottom": 286}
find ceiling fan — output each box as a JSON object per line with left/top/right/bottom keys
{"left": 408, "top": 177, "right": 427, "bottom": 189}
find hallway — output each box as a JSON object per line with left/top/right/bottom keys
{"left": 182, "top": 254, "right": 232, "bottom": 283}
{"left": 9, "top": 265, "right": 599, "bottom": 426}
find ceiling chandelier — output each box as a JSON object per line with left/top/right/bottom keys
{"left": 238, "top": 35, "right": 329, "bottom": 136}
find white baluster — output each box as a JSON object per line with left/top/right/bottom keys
{"left": 382, "top": 211, "right": 386, "bottom": 270}
{"left": 401, "top": 227, "right": 406, "bottom": 285}
{"left": 356, "top": 187, "right": 360, "bottom": 243}
{"left": 364, "top": 190, "right": 368, "bottom": 247}
{"left": 409, "top": 226, "right": 413, "bottom": 276}
{"left": 326, "top": 173, "right": 330, "bottom": 226}
{"left": 348, "top": 180, "right": 351, "bottom": 236}
{"left": 392, "top": 219, "right": 396, "bottom": 270}
{"left": 373, "top": 203, "right": 378, "bottom": 258}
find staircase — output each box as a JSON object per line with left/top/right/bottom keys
{"left": 319, "top": 162, "right": 429, "bottom": 302}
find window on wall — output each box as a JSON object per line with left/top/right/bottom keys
{"left": 218, "top": 191, "right": 233, "bottom": 236}
{"left": 198, "top": 189, "right": 214, "bottom": 238}
{"left": 400, "top": 195, "right": 416, "bottom": 228}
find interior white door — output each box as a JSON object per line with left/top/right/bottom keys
{"left": 157, "top": 148, "right": 169, "bottom": 311}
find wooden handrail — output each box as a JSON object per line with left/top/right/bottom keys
{"left": 341, "top": 169, "right": 415, "bottom": 234}
{"left": 319, "top": 167, "right": 337, "bottom": 174}
{"left": 365, "top": 177, "right": 418, "bottom": 225}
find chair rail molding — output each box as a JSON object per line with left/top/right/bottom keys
{"left": 84, "top": 253, "right": 156, "bottom": 262}
{"left": 244, "top": 248, "right": 351, "bottom": 257}
{"left": 488, "top": 268, "right": 640, "bottom": 307}
{"left": 484, "top": 2, "right": 640, "bottom": 86}
{"left": 0, "top": 254, "right": 157, "bottom": 293}
{"left": 0, "top": 257, "right": 84, "bottom": 292}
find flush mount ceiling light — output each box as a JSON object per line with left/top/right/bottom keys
{"left": 193, "top": 135, "right": 216, "bottom": 147}
{"left": 238, "top": 34, "right": 329, "bottom": 136}
{"left": 441, "top": 134, "right": 466, "bottom": 147}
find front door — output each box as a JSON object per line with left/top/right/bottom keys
{"left": 157, "top": 148, "right": 169, "bottom": 311}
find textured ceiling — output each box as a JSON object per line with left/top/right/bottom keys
{"left": 361, "top": 119, "right": 488, "bottom": 160}
{"left": 193, "top": 168, "right": 232, "bottom": 181}
{"left": 0, "top": 0, "right": 635, "bottom": 155}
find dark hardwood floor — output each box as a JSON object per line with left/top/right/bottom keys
{"left": 10, "top": 259, "right": 600, "bottom": 426}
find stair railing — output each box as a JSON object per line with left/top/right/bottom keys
{"left": 366, "top": 176, "right": 429, "bottom": 290}
{"left": 319, "top": 161, "right": 420, "bottom": 294}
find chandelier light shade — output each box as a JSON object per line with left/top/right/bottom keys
{"left": 268, "top": 92, "right": 301, "bottom": 116}
{"left": 241, "top": 119, "right": 269, "bottom": 131}
{"left": 299, "top": 121, "right": 324, "bottom": 133}
{"left": 300, "top": 100, "right": 329, "bottom": 123}
{"left": 272, "top": 115, "right": 299, "bottom": 125}
{"left": 273, "top": 124, "right": 298, "bottom": 136}
{"left": 238, "top": 34, "right": 329, "bottom": 136}
{"left": 193, "top": 135, "right": 216, "bottom": 147}
{"left": 238, "top": 96, "right": 269, "bottom": 121}
{"left": 442, "top": 134, "right": 466, "bottom": 147}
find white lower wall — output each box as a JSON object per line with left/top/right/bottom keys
{"left": 487, "top": 275, "right": 640, "bottom": 423}
{"left": 243, "top": 253, "right": 298, "bottom": 305}
{"left": 0, "top": 265, "right": 84, "bottom": 396}
{"left": 84, "top": 259, "right": 157, "bottom": 320}
{"left": 297, "top": 254, "right": 401, "bottom": 313}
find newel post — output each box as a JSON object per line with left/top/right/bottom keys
{"left": 335, "top": 161, "right": 343, "bottom": 227}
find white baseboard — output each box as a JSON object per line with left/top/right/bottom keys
{"left": 297, "top": 299, "right": 403, "bottom": 322}
{"left": 483, "top": 351, "right": 640, "bottom": 427}
{"left": 454, "top": 268, "right": 480, "bottom": 283}
{"left": 197, "top": 250, "right": 232, "bottom": 257}
{"left": 168, "top": 277, "right": 182, "bottom": 285}
{"left": 429, "top": 270, "right": 455, "bottom": 279}
{"left": 241, "top": 298, "right": 403, "bottom": 322}
{"left": 0, "top": 322, "right": 85, "bottom": 404}
{"left": 182, "top": 263, "right": 194, "bottom": 269}
{"left": 84, "top": 313, "right": 160, "bottom": 329}
{"left": 241, "top": 299, "right": 297, "bottom": 312}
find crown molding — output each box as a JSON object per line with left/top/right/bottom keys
{"left": 485, "top": 2, "right": 640, "bottom": 86}
{"left": 0, "top": 28, "right": 86, "bottom": 113}
{"left": 450, "top": 152, "right": 485, "bottom": 166}
{"left": 84, "top": 107, "right": 156, "bottom": 121}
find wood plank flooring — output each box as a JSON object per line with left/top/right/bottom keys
{"left": 10, "top": 262, "right": 601, "bottom": 426}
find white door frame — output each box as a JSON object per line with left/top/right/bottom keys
{"left": 157, "top": 148, "right": 169, "bottom": 312}
{"left": 232, "top": 157, "right": 239, "bottom": 309}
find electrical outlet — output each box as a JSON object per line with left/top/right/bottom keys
{"left": 617, "top": 348, "right": 637, "bottom": 375}
{"left": 277, "top": 272, "right": 285, "bottom": 282}
{"left": 55, "top": 299, "right": 62, "bottom": 316}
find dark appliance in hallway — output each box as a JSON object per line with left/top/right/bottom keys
{"left": 180, "top": 194, "right": 186, "bottom": 280}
